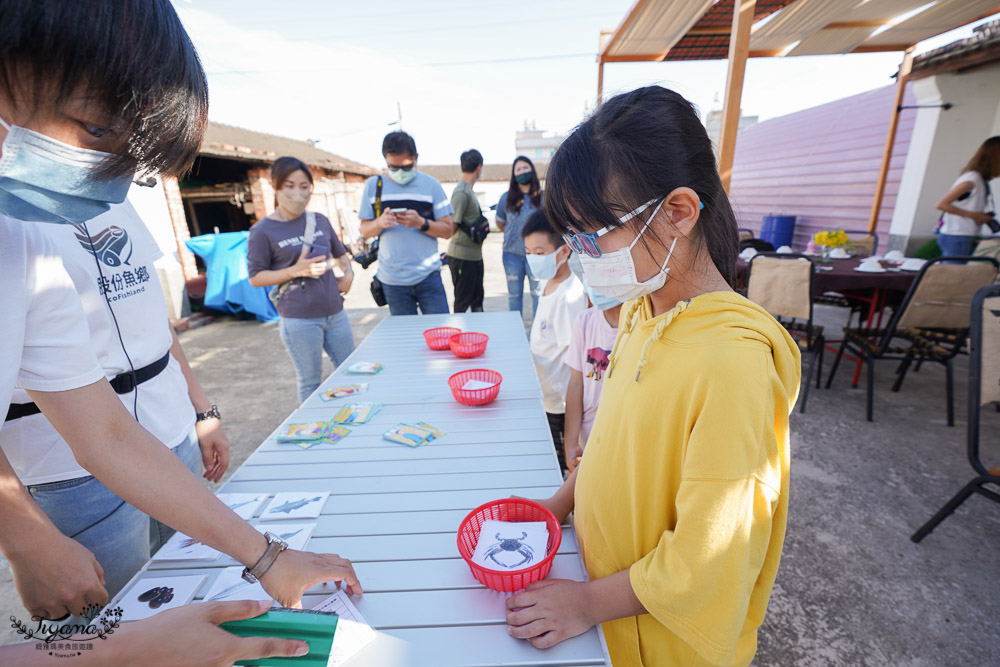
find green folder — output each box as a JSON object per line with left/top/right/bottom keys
{"left": 221, "top": 608, "right": 339, "bottom": 666}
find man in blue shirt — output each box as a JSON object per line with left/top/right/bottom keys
{"left": 359, "top": 132, "right": 455, "bottom": 315}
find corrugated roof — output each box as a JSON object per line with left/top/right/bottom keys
{"left": 200, "top": 122, "right": 376, "bottom": 176}
{"left": 601, "top": 0, "right": 1000, "bottom": 62}
{"left": 909, "top": 17, "right": 1000, "bottom": 76}
{"left": 419, "top": 163, "right": 549, "bottom": 183}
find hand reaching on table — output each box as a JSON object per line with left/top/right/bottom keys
{"left": 259, "top": 549, "right": 363, "bottom": 608}
{"left": 506, "top": 579, "right": 595, "bottom": 649}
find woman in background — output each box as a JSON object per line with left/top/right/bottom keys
{"left": 935, "top": 136, "right": 1000, "bottom": 257}
{"left": 496, "top": 156, "right": 543, "bottom": 318}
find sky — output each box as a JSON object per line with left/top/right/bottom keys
{"left": 171, "top": 0, "right": 998, "bottom": 169}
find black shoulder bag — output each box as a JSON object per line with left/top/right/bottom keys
{"left": 457, "top": 190, "right": 490, "bottom": 244}
{"left": 369, "top": 176, "right": 387, "bottom": 307}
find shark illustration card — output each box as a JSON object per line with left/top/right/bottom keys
{"left": 259, "top": 492, "right": 330, "bottom": 521}
{"left": 118, "top": 574, "right": 206, "bottom": 621}
{"left": 152, "top": 530, "right": 221, "bottom": 562}
{"left": 253, "top": 522, "right": 317, "bottom": 551}
{"left": 203, "top": 566, "right": 273, "bottom": 604}
{"left": 215, "top": 493, "right": 269, "bottom": 521}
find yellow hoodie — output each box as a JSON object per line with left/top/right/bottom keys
{"left": 574, "top": 291, "right": 800, "bottom": 666}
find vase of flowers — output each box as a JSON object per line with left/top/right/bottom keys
{"left": 813, "top": 229, "right": 848, "bottom": 262}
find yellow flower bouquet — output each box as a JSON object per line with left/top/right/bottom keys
{"left": 813, "top": 229, "right": 848, "bottom": 248}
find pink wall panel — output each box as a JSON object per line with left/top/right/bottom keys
{"left": 728, "top": 84, "right": 916, "bottom": 251}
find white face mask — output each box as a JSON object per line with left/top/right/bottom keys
{"left": 526, "top": 247, "right": 567, "bottom": 281}
{"left": 578, "top": 199, "right": 677, "bottom": 302}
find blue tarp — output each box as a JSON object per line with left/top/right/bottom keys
{"left": 185, "top": 232, "right": 279, "bottom": 323}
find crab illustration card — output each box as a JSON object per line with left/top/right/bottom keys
{"left": 471, "top": 520, "right": 549, "bottom": 572}
{"left": 253, "top": 523, "right": 317, "bottom": 551}
{"left": 382, "top": 423, "right": 434, "bottom": 447}
{"left": 320, "top": 383, "right": 368, "bottom": 402}
{"left": 216, "top": 492, "right": 269, "bottom": 520}
{"left": 118, "top": 574, "right": 206, "bottom": 621}
{"left": 152, "top": 530, "right": 221, "bottom": 561}
{"left": 259, "top": 492, "right": 330, "bottom": 521}
{"left": 203, "top": 566, "right": 273, "bottom": 604}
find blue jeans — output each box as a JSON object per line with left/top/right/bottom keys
{"left": 937, "top": 233, "right": 976, "bottom": 262}
{"left": 502, "top": 251, "right": 539, "bottom": 318}
{"left": 149, "top": 431, "right": 202, "bottom": 553}
{"left": 280, "top": 309, "right": 356, "bottom": 402}
{"left": 381, "top": 270, "right": 450, "bottom": 317}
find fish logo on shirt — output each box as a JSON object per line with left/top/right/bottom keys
{"left": 74, "top": 224, "right": 133, "bottom": 267}
{"left": 586, "top": 347, "right": 611, "bottom": 380}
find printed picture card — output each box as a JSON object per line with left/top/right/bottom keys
{"left": 260, "top": 493, "right": 330, "bottom": 521}
{"left": 118, "top": 574, "right": 207, "bottom": 621}
{"left": 203, "top": 566, "right": 273, "bottom": 603}
{"left": 312, "top": 590, "right": 377, "bottom": 666}
{"left": 382, "top": 423, "right": 435, "bottom": 447}
{"left": 345, "top": 362, "right": 383, "bottom": 375}
{"left": 152, "top": 531, "right": 221, "bottom": 562}
{"left": 216, "top": 492, "right": 269, "bottom": 520}
{"left": 253, "top": 523, "right": 317, "bottom": 551}
{"left": 471, "top": 520, "right": 549, "bottom": 572}
{"left": 462, "top": 379, "right": 497, "bottom": 391}
{"left": 320, "top": 383, "right": 369, "bottom": 402}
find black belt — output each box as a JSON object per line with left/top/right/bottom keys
{"left": 4, "top": 351, "right": 171, "bottom": 422}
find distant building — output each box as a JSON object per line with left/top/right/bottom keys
{"left": 515, "top": 121, "right": 566, "bottom": 162}
{"left": 127, "top": 121, "right": 375, "bottom": 319}
{"left": 705, "top": 108, "right": 758, "bottom": 151}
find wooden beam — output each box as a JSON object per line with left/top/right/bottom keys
{"left": 597, "top": 59, "right": 605, "bottom": 105}
{"left": 600, "top": 0, "right": 652, "bottom": 58}
{"left": 601, "top": 53, "right": 670, "bottom": 62}
{"left": 687, "top": 27, "right": 731, "bottom": 36}
{"left": 825, "top": 20, "right": 890, "bottom": 29}
{"left": 717, "top": 0, "right": 756, "bottom": 194}
{"left": 868, "top": 47, "right": 914, "bottom": 234}
{"left": 851, "top": 43, "right": 912, "bottom": 54}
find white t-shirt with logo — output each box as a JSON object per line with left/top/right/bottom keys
{"left": 529, "top": 274, "right": 589, "bottom": 414}
{"left": 941, "top": 170, "right": 988, "bottom": 237}
{"left": 0, "top": 217, "right": 104, "bottom": 416}
{"left": 1, "top": 203, "right": 196, "bottom": 485}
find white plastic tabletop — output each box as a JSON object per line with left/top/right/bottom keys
{"left": 118, "top": 311, "right": 611, "bottom": 666}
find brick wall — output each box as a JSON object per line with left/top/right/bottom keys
{"left": 248, "top": 166, "right": 275, "bottom": 222}
{"left": 161, "top": 175, "right": 198, "bottom": 280}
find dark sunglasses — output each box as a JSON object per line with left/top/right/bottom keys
{"left": 386, "top": 163, "right": 415, "bottom": 171}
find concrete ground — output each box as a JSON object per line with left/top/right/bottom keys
{"left": 2, "top": 234, "right": 997, "bottom": 665}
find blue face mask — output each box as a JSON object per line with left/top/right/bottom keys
{"left": 584, "top": 283, "right": 621, "bottom": 311}
{"left": 526, "top": 248, "right": 566, "bottom": 280}
{"left": 0, "top": 116, "right": 132, "bottom": 224}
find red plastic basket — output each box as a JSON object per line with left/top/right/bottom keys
{"left": 447, "top": 369, "right": 502, "bottom": 406}
{"left": 449, "top": 332, "right": 489, "bottom": 358}
{"left": 423, "top": 327, "right": 462, "bottom": 351}
{"left": 457, "top": 499, "right": 562, "bottom": 592}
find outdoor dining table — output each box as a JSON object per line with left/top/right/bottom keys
{"left": 114, "top": 311, "right": 611, "bottom": 667}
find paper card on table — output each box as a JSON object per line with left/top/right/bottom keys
{"left": 415, "top": 422, "right": 445, "bottom": 441}
{"left": 152, "top": 530, "right": 221, "bottom": 562}
{"left": 321, "top": 425, "right": 352, "bottom": 445}
{"left": 254, "top": 523, "right": 317, "bottom": 551}
{"left": 471, "top": 520, "right": 549, "bottom": 572}
{"left": 382, "top": 423, "right": 434, "bottom": 447}
{"left": 461, "top": 379, "right": 497, "bottom": 391}
{"left": 118, "top": 574, "right": 206, "bottom": 621}
{"left": 216, "top": 492, "right": 269, "bottom": 520}
{"left": 321, "top": 384, "right": 368, "bottom": 401}
{"left": 276, "top": 421, "right": 328, "bottom": 442}
{"left": 331, "top": 402, "right": 382, "bottom": 425}
{"left": 345, "top": 362, "right": 383, "bottom": 375}
{"left": 260, "top": 493, "right": 329, "bottom": 521}
{"left": 203, "top": 566, "right": 273, "bottom": 603}
{"left": 311, "top": 590, "right": 377, "bottom": 666}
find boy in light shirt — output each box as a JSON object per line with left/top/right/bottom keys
{"left": 522, "top": 210, "right": 588, "bottom": 470}
{"left": 564, "top": 291, "right": 622, "bottom": 470}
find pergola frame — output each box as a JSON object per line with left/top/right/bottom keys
{"left": 597, "top": 0, "right": 1000, "bottom": 232}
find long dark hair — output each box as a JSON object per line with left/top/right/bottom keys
{"left": 506, "top": 155, "right": 542, "bottom": 213}
{"left": 0, "top": 0, "right": 208, "bottom": 178}
{"left": 963, "top": 136, "right": 1000, "bottom": 181}
{"left": 545, "top": 86, "right": 739, "bottom": 287}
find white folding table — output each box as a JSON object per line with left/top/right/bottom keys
{"left": 119, "top": 311, "right": 611, "bottom": 666}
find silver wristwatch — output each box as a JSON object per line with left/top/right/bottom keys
{"left": 242, "top": 532, "right": 288, "bottom": 584}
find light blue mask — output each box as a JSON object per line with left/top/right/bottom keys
{"left": 584, "top": 283, "right": 621, "bottom": 311}
{"left": 0, "top": 116, "right": 132, "bottom": 224}
{"left": 526, "top": 249, "right": 566, "bottom": 280}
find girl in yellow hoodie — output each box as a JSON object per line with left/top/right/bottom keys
{"left": 502, "top": 86, "right": 801, "bottom": 666}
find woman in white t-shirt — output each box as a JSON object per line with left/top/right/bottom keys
{"left": 935, "top": 136, "right": 1000, "bottom": 258}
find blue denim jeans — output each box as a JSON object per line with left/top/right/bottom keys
{"left": 149, "top": 431, "right": 202, "bottom": 553}
{"left": 937, "top": 233, "right": 976, "bottom": 262}
{"left": 502, "top": 251, "right": 539, "bottom": 319}
{"left": 280, "top": 309, "right": 356, "bottom": 402}
{"left": 380, "top": 270, "right": 450, "bottom": 317}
